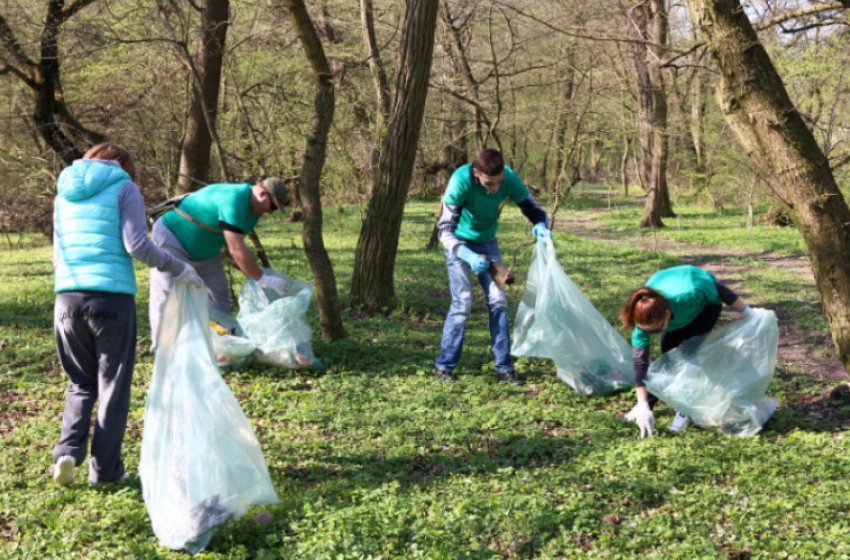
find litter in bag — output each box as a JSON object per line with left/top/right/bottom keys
{"left": 209, "top": 308, "right": 257, "bottom": 370}
{"left": 140, "top": 284, "right": 279, "bottom": 553}
{"left": 511, "top": 238, "right": 633, "bottom": 395}
{"left": 644, "top": 308, "right": 779, "bottom": 437}
{"left": 237, "top": 268, "right": 322, "bottom": 369}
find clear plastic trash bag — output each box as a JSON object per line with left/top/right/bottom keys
{"left": 140, "top": 284, "right": 279, "bottom": 553}
{"left": 237, "top": 268, "right": 322, "bottom": 369}
{"left": 644, "top": 308, "right": 779, "bottom": 437}
{"left": 209, "top": 308, "right": 257, "bottom": 370}
{"left": 511, "top": 238, "right": 633, "bottom": 395}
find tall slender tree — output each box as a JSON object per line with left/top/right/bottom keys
{"left": 351, "top": 0, "right": 440, "bottom": 313}
{"left": 623, "top": 0, "right": 675, "bottom": 228}
{"left": 281, "top": 0, "right": 346, "bottom": 340}
{"left": 175, "top": 0, "right": 229, "bottom": 192}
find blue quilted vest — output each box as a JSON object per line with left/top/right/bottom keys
{"left": 54, "top": 160, "right": 136, "bottom": 295}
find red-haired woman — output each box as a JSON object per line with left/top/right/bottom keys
{"left": 620, "top": 265, "right": 753, "bottom": 438}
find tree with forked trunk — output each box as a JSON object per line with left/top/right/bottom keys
{"left": 687, "top": 0, "right": 850, "bottom": 374}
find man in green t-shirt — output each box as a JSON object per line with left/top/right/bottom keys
{"left": 434, "top": 149, "right": 551, "bottom": 385}
{"left": 149, "top": 178, "right": 289, "bottom": 346}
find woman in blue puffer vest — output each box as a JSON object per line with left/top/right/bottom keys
{"left": 52, "top": 142, "right": 200, "bottom": 486}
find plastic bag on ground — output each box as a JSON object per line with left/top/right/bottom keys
{"left": 237, "top": 268, "right": 322, "bottom": 369}
{"left": 511, "top": 238, "right": 633, "bottom": 395}
{"left": 209, "top": 308, "right": 257, "bottom": 370}
{"left": 644, "top": 308, "right": 779, "bottom": 437}
{"left": 140, "top": 284, "right": 279, "bottom": 553}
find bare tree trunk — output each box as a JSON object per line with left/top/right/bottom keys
{"left": 620, "top": 136, "right": 631, "bottom": 195}
{"left": 283, "top": 0, "right": 346, "bottom": 341}
{"left": 689, "top": 59, "right": 708, "bottom": 195}
{"left": 360, "top": 0, "right": 391, "bottom": 179}
{"left": 624, "top": 0, "right": 675, "bottom": 228}
{"left": 438, "top": 2, "right": 494, "bottom": 148}
{"left": 688, "top": 0, "right": 850, "bottom": 373}
{"left": 176, "top": 0, "right": 229, "bottom": 192}
{"left": 0, "top": 2, "right": 105, "bottom": 164}
{"left": 351, "top": 0, "right": 439, "bottom": 313}
{"left": 360, "top": 0, "right": 390, "bottom": 121}
{"left": 553, "top": 61, "right": 577, "bottom": 190}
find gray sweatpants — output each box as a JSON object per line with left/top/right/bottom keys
{"left": 53, "top": 291, "right": 136, "bottom": 484}
{"left": 149, "top": 219, "right": 230, "bottom": 348}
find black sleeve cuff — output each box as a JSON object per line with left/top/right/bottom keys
{"left": 715, "top": 281, "right": 739, "bottom": 306}
{"left": 219, "top": 221, "right": 246, "bottom": 234}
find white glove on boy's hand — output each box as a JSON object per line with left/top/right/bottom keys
{"left": 624, "top": 400, "right": 654, "bottom": 439}
{"left": 173, "top": 265, "right": 202, "bottom": 288}
{"left": 257, "top": 273, "right": 287, "bottom": 295}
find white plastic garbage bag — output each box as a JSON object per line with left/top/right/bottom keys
{"left": 512, "top": 238, "right": 633, "bottom": 395}
{"left": 644, "top": 308, "right": 779, "bottom": 437}
{"left": 209, "top": 308, "right": 257, "bottom": 370}
{"left": 210, "top": 308, "right": 257, "bottom": 371}
{"left": 237, "top": 268, "right": 322, "bottom": 369}
{"left": 140, "top": 284, "right": 279, "bottom": 553}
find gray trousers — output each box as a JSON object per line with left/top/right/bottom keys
{"left": 149, "top": 219, "right": 230, "bottom": 348}
{"left": 53, "top": 291, "right": 136, "bottom": 484}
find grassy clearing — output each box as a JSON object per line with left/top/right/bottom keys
{"left": 1, "top": 198, "right": 848, "bottom": 559}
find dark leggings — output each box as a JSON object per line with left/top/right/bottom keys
{"left": 648, "top": 304, "right": 722, "bottom": 408}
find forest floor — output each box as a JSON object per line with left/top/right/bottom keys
{"left": 554, "top": 196, "right": 850, "bottom": 430}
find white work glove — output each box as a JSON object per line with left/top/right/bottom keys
{"left": 173, "top": 265, "right": 202, "bottom": 288}
{"left": 624, "top": 400, "right": 654, "bottom": 439}
{"left": 257, "top": 272, "right": 287, "bottom": 295}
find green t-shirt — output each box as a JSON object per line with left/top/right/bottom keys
{"left": 443, "top": 164, "right": 530, "bottom": 243}
{"left": 631, "top": 265, "right": 722, "bottom": 348}
{"left": 161, "top": 183, "right": 260, "bottom": 260}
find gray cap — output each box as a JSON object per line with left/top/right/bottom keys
{"left": 261, "top": 177, "right": 289, "bottom": 212}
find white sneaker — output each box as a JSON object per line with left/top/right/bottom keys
{"left": 91, "top": 472, "right": 132, "bottom": 486}
{"left": 669, "top": 412, "right": 690, "bottom": 432}
{"left": 54, "top": 456, "right": 76, "bottom": 486}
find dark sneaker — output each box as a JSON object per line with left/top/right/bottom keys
{"left": 433, "top": 368, "right": 457, "bottom": 383}
{"left": 496, "top": 370, "right": 523, "bottom": 385}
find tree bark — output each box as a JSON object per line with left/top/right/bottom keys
{"left": 688, "top": 0, "right": 850, "bottom": 373}
{"left": 438, "top": 2, "right": 495, "bottom": 149}
{"left": 688, "top": 66, "right": 708, "bottom": 194}
{"left": 351, "top": 0, "right": 439, "bottom": 313}
{"left": 283, "top": 0, "right": 346, "bottom": 340}
{"left": 176, "top": 0, "right": 229, "bottom": 192}
{"left": 0, "top": 1, "right": 105, "bottom": 164}
{"left": 359, "top": 0, "right": 391, "bottom": 179}
{"left": 624, "top": 0, "right": 675, "bottom": 228}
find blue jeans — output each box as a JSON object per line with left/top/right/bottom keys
{"left": 435, "top": 239, "right": 513, "bottom": 374}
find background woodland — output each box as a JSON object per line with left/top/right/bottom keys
{"left": 3, "top": 0, "right": 850, "bottom": 355}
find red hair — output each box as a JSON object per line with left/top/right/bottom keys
{"left": 83, "top": 142, "right": 137, "bottom": 181}
{"left": 620, "top": 287, "right": 670, "bottom": 331}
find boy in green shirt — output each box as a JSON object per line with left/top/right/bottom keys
{"left": 434, "top": 149, "right": 551, "bottom": 384}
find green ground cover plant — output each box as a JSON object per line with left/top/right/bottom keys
{"left": 1, "top": 198, "right": 848, "bottom": 559}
